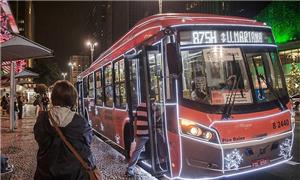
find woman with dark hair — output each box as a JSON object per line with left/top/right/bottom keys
{"left": 34, "top": 80, "right": 96, "bottom": 180}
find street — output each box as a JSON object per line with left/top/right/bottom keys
{"left": 1, "top": 105, "right": 299, "bottom": 180}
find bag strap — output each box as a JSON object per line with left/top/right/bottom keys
{"left": 48, "top": 112, "right": 92, "bottom": 171}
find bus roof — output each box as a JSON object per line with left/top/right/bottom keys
{"left": 78, "top": 13, "right": 267, "bottom": 79}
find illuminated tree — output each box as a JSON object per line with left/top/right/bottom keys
{"left": 255, "top": 2, "right": 300, "bottom": 44}
{"left": 287, "top": 62, "right": 300, "bottom": 95}
{"left": 30, "top": 60, "right": 61, "bottom": 86}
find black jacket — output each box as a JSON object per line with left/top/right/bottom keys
{"left": 34, "top": 111, "right": 95, "bottom": 180}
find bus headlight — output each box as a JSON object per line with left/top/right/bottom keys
{"left": 180, "top": 118, "right": 217, "bottom": 142}
{"left": 203, "top": 131, "right": 213, "bottom": 140}
{"left": 190, "top": 126, "right": 203, "bottom": 137}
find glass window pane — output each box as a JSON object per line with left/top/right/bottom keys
{"left": 95, "top": 69, "right": 103, "bottom": 105}
{"left": 115, "top": 84, "right": 120, "bottom": 107}
{"left": 181, "top": 47, "right": 252, "bottom": 105}
{"left": 104, "top": 64, "right": 113, "bottom": 107}
{"left": 114, "top": 61, "right": 120, "bottom": 83}
{"left": 129, "top": 59, "right": 138, "bottom": 109}
{"left": 104, "top": 64, "right": 112, "bottom": 85}
{"left": 115, "top": 83, "right": 127, "bottom": 109}
{"left": 120, "top": 83, "right": 127, "bottom": 109}
{"left": 83, "top": 77, "right": 88, "bottom": 98}
{"left": 119, "top": 60, "right": 125, "bottom": 82}
{"left": 88, "top": 74, "right": 94, "bottom": 98}
{"left": 246, "top": 50, "right": 286, "bottom": 103}
{"left": 105, "top": 86, "right": 113, "bottom": 107}
{"left": 148, "top": 45, "right": 163, "bottom": 103}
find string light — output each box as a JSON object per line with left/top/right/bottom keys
{"left": 224, "top": 149, "right": 243, "bottom": 170}
{"left": 279, "top": 138, "right": 292, "bottom": 159}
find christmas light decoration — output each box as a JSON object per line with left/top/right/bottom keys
{"left": 287, "top": 62, "right": 300, "bottom": 95}
{"left": 279, "top": 138, "right": 292, "bottom": 159}
{"left": 0, "top": 11, "right": 13, "bottom": 43}
{"left": 255, "top": 2, "right": 300, "bottom": 44}
{"left": 224, "top": 149, "right": 243, "bottom": 170}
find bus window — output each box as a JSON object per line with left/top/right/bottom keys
{"left": 147, "top": 44, "right": 163, "bottom": 103}
{"left": 128, "top": 59, "right": 139, "bottom": 109}
{"left": 83, "top": 77, "right": 88, "bottom": 98}
{"left": 104, "top": 63, "right": 113, "bottom": 107}
{"left": 181, "top": 47, "right": 251, "bottom": 105}
{"left": 95, "top": 69, "right": 103, "bottom": 106}
{"left": 88, "top": 73, "right": 94, "bottom": 98}
{"left": 247, "top": 50, "right": 286, "bottom": 102}
{"left": 114, "top": 59, "right": 127, "bottom": 109}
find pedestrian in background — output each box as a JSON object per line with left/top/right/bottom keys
{"left": 1, "top": 93, "right": 9, "bottom": 115}
{"left": 41, "top": 93, "right": 50, "bottom": 111}
{"left": 17, "top": 95, "right": 24, "bottom": 119}
{"left": 34, "top": 80, "right": 97, "bottom": 180}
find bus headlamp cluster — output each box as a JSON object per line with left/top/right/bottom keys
{"left": 180, "top": 118, "right": 216, "bottom": 142}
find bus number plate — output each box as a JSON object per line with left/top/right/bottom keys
{"left": 252, "top": 159, "right": 269, "bottom": 167}
{"left": 272, "top": 119, "right": 289, "bottom": 129}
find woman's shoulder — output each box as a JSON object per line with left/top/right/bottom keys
{"left": 35, "top": 111, "right": 51, "bottom": 126}
{"left": 69, "top": 113, "right": 89, "bottom": 127}
{"left": 36, "top": 111, "right": 48, "bottom": 121}
{"left": 34, "top": 111, "right": 53, "bottom": 135}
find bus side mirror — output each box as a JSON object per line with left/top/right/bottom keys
{"left": 166, "top": 43, "right": 182, "bottom": 76}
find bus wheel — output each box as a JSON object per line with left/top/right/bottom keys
{"left": 124, "top": 123, "right": 133, "bottom": 160}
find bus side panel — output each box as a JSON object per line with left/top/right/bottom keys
{"left": 102, "top": 108, "right": 116, "bottom": 141}
{"left": 112, "top": 110, "right": 128, "bottom": 148}
{"left": 168, "top": 132, "right": 182, "bottom": 177}
{"left": 91, "top": 106, "right": 102, "bottom": 133}
{"left": 83, "top": 99, "right": 89, "bottom": 118}
{"left": 166, "top": 106, "right": 182, "bottom": 177}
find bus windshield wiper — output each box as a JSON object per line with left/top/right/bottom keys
{"left": 258, "top": 74, "right": 287, "bottom": 111}
{"left": 252, "top": 58, "right": 264, "bottom": 100}
{"left": 222, "top": 55, "right": 243, "bottom": 120}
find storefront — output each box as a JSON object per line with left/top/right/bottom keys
{"left": 279, "top": 40, "right": 300, "bottom": 77}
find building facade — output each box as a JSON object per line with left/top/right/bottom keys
{"left": 279, "top": 41, "right": 300, "bottom": 77}
{"left": 9, "top": 0, "right": 34, "bottom": 67}
{"left": 69, "top": 55, "right": 90, "bottom": 84}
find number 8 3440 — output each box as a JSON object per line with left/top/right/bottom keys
{"left": 272, "top": 119, "right": 289, "bottom": 129}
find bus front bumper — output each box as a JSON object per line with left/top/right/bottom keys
{"left": 177, "top": 130, "right": 293, "bottom": 179}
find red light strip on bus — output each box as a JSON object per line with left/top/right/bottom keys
{"left": 171, "top": 23, "right": 270, "bottom": 29}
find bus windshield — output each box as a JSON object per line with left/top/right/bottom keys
{"left": 180, "top": 46, "right": 287, "bottom": 105}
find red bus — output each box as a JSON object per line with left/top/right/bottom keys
{"left": 77, "top": 13, "right": 295, "bottom": 179}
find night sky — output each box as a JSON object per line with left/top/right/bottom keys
{"left": 31, "top": 1, "right": 271, "bottom": 73}
{"left": 34, "top": 1, "right": 96, "bottom": 72}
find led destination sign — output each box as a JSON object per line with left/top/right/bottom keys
{"left": 180, "top": 30, "right": 274, "bottom": 45}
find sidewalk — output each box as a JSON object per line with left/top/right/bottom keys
{"left": 1, "top": 105, "right": 155, "bottom": 180}
{"left": 1, "top": 105, "right": 37, "bottom": 180}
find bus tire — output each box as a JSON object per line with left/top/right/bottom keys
{"left": 124, "top": 122, "right": 133, "bottom": 160}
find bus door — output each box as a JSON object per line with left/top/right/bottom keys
{"left": 124, "top": 54, "right": 140, "bottom": 158}
{"left": 124, "top": 56, "right": 140, "bottom": 123}
{"left": 143, "top": 43, "right": 169, "bottom": 175}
